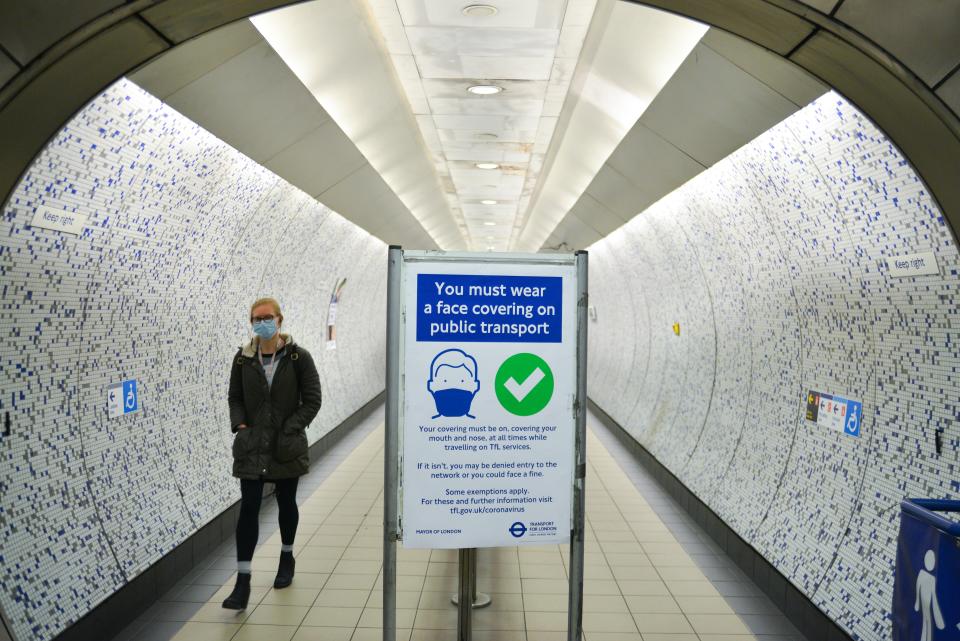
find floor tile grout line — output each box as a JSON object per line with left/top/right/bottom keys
{"left": 588, "top": 413, "right": 803, "bottom": 639}
{"left": 224, "top": 424, "right": 383, "bottom": 638}
{"left": 265, "top": 429, "right": 386, "bottom": 639}
{"left": 583, "top": 442, "right": 665, "bottom": 638}
{"left": 118, "top": 411, "right": 384, "bottom": 641}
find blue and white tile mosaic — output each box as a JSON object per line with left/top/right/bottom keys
{"left": 0, "top": 79, "right": 387, "bottom": 641}
{"left": 588, "top": 90, "right": 960, "bottom": 641}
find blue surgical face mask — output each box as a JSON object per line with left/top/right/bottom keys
{"left": 253, "top": 318, "right": 277, "bottom": 340}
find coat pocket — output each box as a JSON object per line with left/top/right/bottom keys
{"left": 232, "top": 426, "right": 256, "bottom": 459}
{"left": 275, "top": 426, "right": 308, "bottom": 462}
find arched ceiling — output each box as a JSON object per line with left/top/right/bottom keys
{"left": 0, "top": 0, "right": 958, "bottom": 249}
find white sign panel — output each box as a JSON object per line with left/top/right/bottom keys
{"left": 30, "top": 206, "right": 88, "bottom": 235}
{"left": 888, "top": 251, "right": 939, "bottom": 278}
{"left": 400, "top": 254, "right": 577, "bottom": 549}
{"left": 107, "top": 380, "right": 139, "bottom": 417}
{"left": 805, "top": 390, "right": 861, "bottom": 438}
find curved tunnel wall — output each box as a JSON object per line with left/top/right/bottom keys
{"left": 0, "top": 78, "right": 386, "bottom": 641}
{"left": 588, "top": 90, "right": 960, "bottom": 641}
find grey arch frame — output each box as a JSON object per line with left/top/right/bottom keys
{"left": 0, "top": 0, "right": 959, "bottom": 247}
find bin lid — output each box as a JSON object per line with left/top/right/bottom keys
{"left": 902, "top": 499, "right": 960, "bottom": 536}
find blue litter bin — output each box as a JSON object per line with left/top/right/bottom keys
{"left": 893, "top": 499, "right": 960, "bottom": 641}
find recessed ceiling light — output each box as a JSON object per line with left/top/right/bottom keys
{"left": 480, "top": 199, "right": 497, "bottom": 205}
{"left": 462, "top": 4, "right": 498, "bottom": 17}
{"left": 467, "top": 84, "right": 503, "bottom": 96}
{"left": 483, "top": 221, "right": 497, "bottom": 226}
{"left": 475, "top": 162, "right": 499, "bottom": 170}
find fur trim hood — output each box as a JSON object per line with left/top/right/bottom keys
{"left": 241, "top": 333, "right": 295, "bottom": 358}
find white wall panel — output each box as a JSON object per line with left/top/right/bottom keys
{"left": 587, "top": 237, "right": 636, "bottom": 423}
{"left": 0, "top": 79, "right": 386, "bottom": 641}
{"left": 710, "top": 151, "right": 801, "bottom": 537}
{"left": 675, "top": 165, "right": 753, "bottom": 499}
{"left": 588, "top": 90, "right": 960, "bottom": 641}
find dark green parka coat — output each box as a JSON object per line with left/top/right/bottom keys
{"left": 228, "top": 334, "right": 322, "bottom": 479}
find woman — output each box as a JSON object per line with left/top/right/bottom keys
{"left": 222, "top": 297, "right": 322, "bottom": 610}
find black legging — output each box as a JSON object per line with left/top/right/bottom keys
{"left": 237, "top": 477, "right": 300, "bottom": 562}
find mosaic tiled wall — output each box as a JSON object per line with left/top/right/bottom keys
{"left": 587, "top": 90, "right": 960, "bottom": 641}
{"left": 0, "top": 79, "right": 387, "bottom": 641}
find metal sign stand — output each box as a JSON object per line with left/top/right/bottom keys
{"left": 567, "top": 250, "right": 588, "bottom": 641}
{"left": 383, "top": 248, "right": 588, "bottom": 641}
{"left": 451, "top": 548, "right": 492, "bottom": 609}
{"left": 383, "top": 246, "right": 401, "bottom": 641}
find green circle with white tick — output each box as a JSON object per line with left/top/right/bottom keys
{"left": 495, "top": 353, "right": 554, "bottom": 416}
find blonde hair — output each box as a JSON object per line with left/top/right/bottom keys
{"left": 250, "top": 297, "right": 283, "bottom": 324}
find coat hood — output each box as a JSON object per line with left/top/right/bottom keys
{"left": 241, "top": 333, "right": 295, "bottom": 358}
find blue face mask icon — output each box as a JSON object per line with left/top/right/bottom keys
{"left": 428, "top": 349, "right": 480, "bottom": 419}
{"left": 432, "top": 388, "right": 476, "bottom": 418}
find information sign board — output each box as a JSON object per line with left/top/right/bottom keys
{"left": 398, "top": 253, "right": 579, "bottom": 549}
{"left": 107, "top": 379, "right": 139, "bottom": 417}
{"left": 805, "top": 389, "right": 861, "bottom": 437}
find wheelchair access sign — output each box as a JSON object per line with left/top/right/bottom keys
{"left": 107, "top": 380, "right": 139, "bottom": 417}
{"left": 805, "top": 390, "right": 861, "bottom": 437}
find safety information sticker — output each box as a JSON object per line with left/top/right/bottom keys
{"left": 400, "top": 256, "right": 577, "bottom": 548}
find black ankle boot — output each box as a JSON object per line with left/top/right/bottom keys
{"left": 274, "top": 551, "right": 295, "bottom": 589}
{"left": 222, "top": 572, "right": 251, "bottom": 610}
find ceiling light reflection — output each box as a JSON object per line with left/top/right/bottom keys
{"left": 467, "top": 84, "right": 503, "bottom": 96}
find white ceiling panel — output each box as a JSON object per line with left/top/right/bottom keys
{"left": 427, "top": 97, "right": 544, "bottom": 115}
{"left": 405, "top": 27, "right": 558, "bottom": 57}
{"left": 432, "top": 114, "right": 541, "bottom": 131}
{"left": 568, "top": 193, "right": 624, "bottom": 236}
{"left": 264, "top": 121, "right": 368, "bottom": 196}
{"left": 442, "top": 142, "right": 532, "bottom": 162}
{"left": 130, "top": 14, "right": 438, "bottom": 250}
{"left": 319, "top": 164, "right": 393, "bottom": 216}
{"left": 604, "top": 123, "right": 706, "bottom": 199}
{"left": 397, "top": 0, "right": 565, "bottom": 29}
{"left": 540, "top": 26, "right": 826, "bottom": 251}
{"left": 462, "top": 202, "right": 517, "bottom": 217}
{"left": 513, "top": 0, "right": 708, "bottom": 251}
{"left": 415, "top": 55, "right": 555, "bottom": 80}
{"left": 159, "top": 42, "right": 331, "bottom": 164}
{"left": 253, "top": 0, "right": 467, "bottom": 250}
{"left": 640, "top": 43, "right": 800, "bottom": 166}
{"left": 542, "top": 213, "right": 602, "bottom": 249}
{"left": 700, "top": 29, "right": 825, "bottom": 108}
{"left": 437, "top": 128, "right": 539, "bottom": 143}
{"left": 584, "top": 165, "right": 654, "bottom": 222}
{"left": 128, "top": 20, "right": 262, "bottom": 99}
{"left": 421, "top": 78, "right": 549, "bottom": 100}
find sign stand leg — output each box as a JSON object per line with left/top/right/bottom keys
{"left": 451, "top": 548, "right": 491, "bottom": 608}
{"left": 567, "top": 250, "right": 588, "bottom": 641}
{"left": 457, "top": 548, "right": 473, "bottom": 641}
{"left": 383, "top": 246, "right": 402, "bottom": 641}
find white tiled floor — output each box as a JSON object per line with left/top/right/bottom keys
{"left": 114, "top": 410, "right": 805, "bottom": 641}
